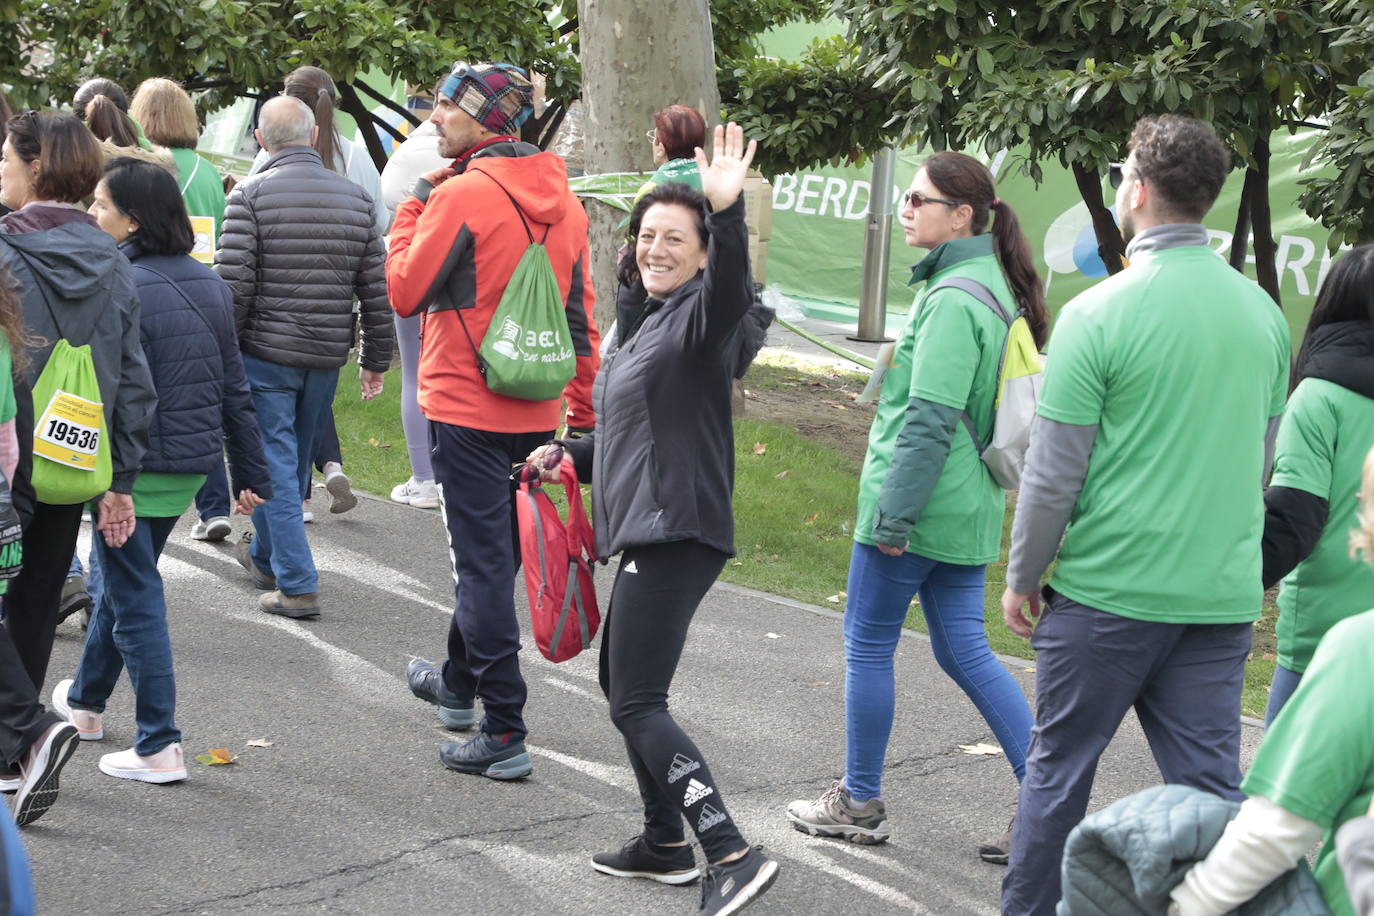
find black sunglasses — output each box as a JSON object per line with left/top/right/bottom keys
{"left": 1108, "top": 162, "right": 1137, "bottom": 190}
{"left": 902, "top": 190, "right": 960, "bottom": 209}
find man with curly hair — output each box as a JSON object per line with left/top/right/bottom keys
{"left": 998, "top": 115, "right": 1292, "bottom": 915}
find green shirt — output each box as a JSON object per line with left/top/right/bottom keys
{"left": 1040, "top": 244, "right": 1290, "bottom": 622}
{"left": 1271, "top": 378, "right": 1374, "bottom": 672}
{"left": 170, "top": 147, "right": 226, "bottom": 259}
{"left": 0, "top": 342, "right": 14, "bottom": 425}
{"left": 855, "top": 234, "right": 1009, "bottom": 565}
{"left": 1243, "top": 608, "right": 1374, "bottom": 916}
{"left": 132, "top": 472, "right": 207, "bottom": 519}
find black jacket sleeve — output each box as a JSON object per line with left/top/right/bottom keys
{"left": 1261, "top": 485, "right": 1329, "bottom": 590}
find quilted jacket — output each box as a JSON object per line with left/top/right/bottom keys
{"left": 1059, "top": 784, "right": 1330, "bottom": 916}
{"left": 215, "top": 145, "right": 392, "bottom": 373}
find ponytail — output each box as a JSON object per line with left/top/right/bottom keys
{"left": 989, "top": 200, "right": 1049, "bottom": 349}
{"left": 283, "top": 66, "right": 341, "bottom": 173}
{"left": 922, "top": 151, "right": 1050, "bottom": 349}
{"left": 85, "top": 94, "right": 140, "bottom": 148}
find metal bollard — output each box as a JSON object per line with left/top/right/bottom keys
{"left": 849, "top": 147, "right": 896, "bottom": 343}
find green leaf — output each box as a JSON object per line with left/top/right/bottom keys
{"left": 976, "top": 48, "right": 993, "bottom": 76}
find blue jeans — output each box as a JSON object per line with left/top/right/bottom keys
{"left": 1265, "top": 663, "right": 1302, "bottom": 725}
{"left": 842, "top": 542, "right": 1033, "bottom": 800}
{"left": 242, "top": 355, "right": 338, "bottom": 595}
{"left": 69, "top": 515, "right": 181, "bottom": 756}
{"left": 67, "top": 536, "right": 102, "bottom": 608}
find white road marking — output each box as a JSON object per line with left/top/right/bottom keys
{"left": 526, "top": 744, "right": 636, "bottom": 792}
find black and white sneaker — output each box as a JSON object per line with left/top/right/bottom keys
{"left": 699, "top": 846, "right": 779, "bottom": 915}
{"left": 591, "top": 835, "right": 700, "bottom": 885}
{"left": 13, "top": 721, "right": 79, "bottom": 827}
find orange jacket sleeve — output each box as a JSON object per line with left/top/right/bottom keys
{"left": 561, "top": 234, "right": 600, "bottom": 429}
{"left": 386, "top": 184, "right": 470, "bottom": 319}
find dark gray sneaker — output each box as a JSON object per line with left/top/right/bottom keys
{"left": 592, "top": 835, "right": 700, "bottom": 885}
{"left": 438, "top": 731, "right": 531, "bottom": 780}
{"left": 405, "top": 658, "right": 475, "bottom": 730}
{"left": 786, "top": 780, "right": 889, "bottom": 844}
{"left": 699, "top": 846, "right": 778, "bottom": 916}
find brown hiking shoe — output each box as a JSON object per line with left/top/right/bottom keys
{"left": 786, "top": 780, "right": 889, "bottom": 844}
{"left": 259, "top": 590, "right": 321, "bottom": 619}
{"left": 235, "top": 534, "right": 276, "bottom": 589}
{"left": 978, "top": 815, "right": 1015, "bottom": 865}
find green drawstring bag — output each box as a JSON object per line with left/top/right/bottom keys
{"left": 455, "top": 175, "right": 576, "bottom": 402}
{"left": 31, "top": 340, "right": 112, "bottom": 505}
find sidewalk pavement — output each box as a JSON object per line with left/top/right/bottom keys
{"left": 25, "top": 496, "right": 1260, "bottom": 914}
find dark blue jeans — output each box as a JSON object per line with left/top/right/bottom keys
{"left": 69, "top": 515, "right": 181, "bottom": 756}
{"left": 242, "top": 355, "right": 339, "bottom": 595}
{"left": 194, "top": 457, "right": 231, "bottom": 521}
{"left": 1001, "top": 590, "right": 1252, "bottom": 916}
{"left": 842, "top": 543, "right": 1033, "bottom": 799}
{"left": 430, "top": 421, "right": 552, "bottom": 739}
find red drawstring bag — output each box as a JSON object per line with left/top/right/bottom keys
{"left": 516, "top": 457, "right": 600, "bottom": 662}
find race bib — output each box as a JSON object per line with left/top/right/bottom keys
{"left": 189, "top": 215, "right": 216, "bottom": 264}
{"left": 34, "top": 389, "right": 103, "bottom": 471}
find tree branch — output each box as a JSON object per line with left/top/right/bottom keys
{"left": 337, "top": 80, "right": 393, "bottom": 172}
{"left": 353, "top": 79, "right": 422, "bottom": 128}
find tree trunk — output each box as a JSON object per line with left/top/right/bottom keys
{"left": 1249, "top": 134, "right": 1281, "bottom": 307}
{"left": 1229, "top": 174, "right": 1252, "bottom": 272}
{"left": 1070, "top": 161, "right": 1126, "bottom": 275}
{"left": 576, "top": 0, "right": 721, "bottom": 334}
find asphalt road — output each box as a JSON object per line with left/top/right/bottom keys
{"left": 23, "top": 492, "right": 1261, "bottom": 915}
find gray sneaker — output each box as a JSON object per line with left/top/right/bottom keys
{"left": 786, "top": 781, "right": 889, "bottom": 845}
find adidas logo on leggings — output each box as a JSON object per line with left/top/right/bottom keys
{"left": 683, "top": 778, "right": 713, "bottom": 807}
{"left": 698, "top": 803, "right": 726, "bottom": 832}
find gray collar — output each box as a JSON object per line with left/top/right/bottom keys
{"left": 1124, "top": 223, "right": 1210, "bottom": 258}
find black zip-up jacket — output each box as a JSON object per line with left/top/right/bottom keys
{"left": 564, "top": 196, "right": 769, "bottom": 558}
{"left": 215, "top": 145, "right": 393, "bottom": 372}
{"left": 1262, "top": 320, "right": 1374, "bottom": 587}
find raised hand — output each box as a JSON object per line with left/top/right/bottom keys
{"left": 693, "top": 122, "right": 758, "bottom": 213}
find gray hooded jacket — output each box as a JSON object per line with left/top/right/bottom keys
{"left": 0, "top": 221, "right": 157, "bottom": 494}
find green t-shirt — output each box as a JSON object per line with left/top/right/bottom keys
{"left": 855, "top": 235, "right": 1009, "bottom": 565}
{"left": 170, "top": 147, "right": 226, "bottom": 258}
{"left": 1040, "top": 244, "right": 1290, "bottom": 622}
{"left": 1242, "top": 608, "right": 1374, "bottom": 916}
{"left": 1271, "top": 378, "right": 1374, "bottom": 673}
{"left": 0, "top": 342, "right": 14, "bottom": 425}
{"left": 132, "top": 472, "right": 207, "bottom": 519}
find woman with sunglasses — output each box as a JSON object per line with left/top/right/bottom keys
{"left": 787, "top": 152, "right": 1048, "bottom": 863}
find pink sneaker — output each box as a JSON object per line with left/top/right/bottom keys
{"left": 98, "top": 744, "right": 187, "bottom": 784}
{"left": 51, "top": 679, "right": 103, "bottom": 741}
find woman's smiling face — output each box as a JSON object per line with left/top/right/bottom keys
{"left": 636, "top": 202, "right": 708, "bottom": 298}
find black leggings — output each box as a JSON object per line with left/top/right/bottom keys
{"left": 599, "top": 540, "right": 745, "bottom": 862}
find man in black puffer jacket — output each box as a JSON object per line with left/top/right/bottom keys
{"left": 215, "top": 96, "right": 392, "bottom": 619}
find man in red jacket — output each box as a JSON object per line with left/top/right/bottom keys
{"left": 387, "top": 62, "right": 599, "bottom": 780}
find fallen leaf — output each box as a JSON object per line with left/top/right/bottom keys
{"left": 958, "top": 743, "right": 1004, "bottom": 756}
{"left": 805, "top": 681, "right": 832, "bottom": 687}
{"left": 195, "top": 748, "right": 238, "bottom": 766}
{"left": 1023, "top": 666, "right": 1035, "bottom": 673}
{"left": 765, "top": 632, "right": 782, "bottom": 639}
{"left": 773, "top": 469, "right": 790, "bottom": 479}
{"left": 732, "top": 561, "right": 743, "bottom": 566}
{"left": 803, "top": 513, "right": 819, "bottom": 524}
{"left": 752, "top": 442, "right": 768, "bottom": 455}
{"left": 245, "top": 738, "right": 274, "bottom": 748}
{"left": 826, "top": 594, "right": 841, "bottom": 604}
{"left": 809, "top": 381, "right": 830, "bottom": 388}
{"left": 831, "top": 403, "right": 848, "bottom": 410}
{"left": 847, "top": 392, "right": 859, "bottom": 401}
{"left": 368, "top": 437, "right": 379, "bottom": 446}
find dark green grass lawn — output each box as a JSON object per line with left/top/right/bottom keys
{"left": 330, "top": 357, "right": 1278, "bottom": 719}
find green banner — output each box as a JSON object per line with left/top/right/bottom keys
{"left": 766, "top": 130, "right": 1343, "bottom": 345}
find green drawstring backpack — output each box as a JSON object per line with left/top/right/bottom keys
{"left": 29, "top": 278, "right": 112, "bottom": 505}
{"left": 453, "top": 174, "right": 576, "bottom": 402}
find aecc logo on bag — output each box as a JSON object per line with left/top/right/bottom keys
{"left": 489, "top": 317, "right": 574, "bottom": 364}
